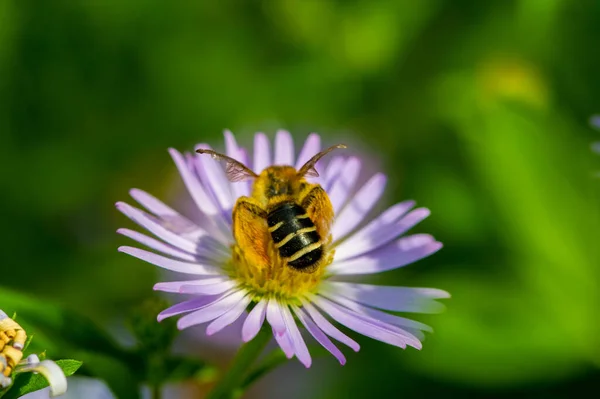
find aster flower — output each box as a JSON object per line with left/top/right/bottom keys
{"left": 117, "top": 131, "right": 448, "bottom": 367}
{"left": 0, "top": 310, "right": 68, "bottom": 397}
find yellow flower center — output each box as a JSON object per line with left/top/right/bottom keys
{"left": 229, "top": 237, "right": 334, "bottom": 302}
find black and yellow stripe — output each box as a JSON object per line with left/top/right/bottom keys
{"left": 267, "top": 202, "right": 323, "bottom": 271}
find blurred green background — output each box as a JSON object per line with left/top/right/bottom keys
{"left": 1, "top": 0, "right": 599, "bottom": 398}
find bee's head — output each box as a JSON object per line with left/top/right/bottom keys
{"left": 254, "top": 165, "right": 301, "bottom": 200}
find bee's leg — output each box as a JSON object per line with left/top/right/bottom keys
{"left": 232, "top": 197, "right": 271, "bottom": 269}
{"left": 300, "top": 186, "right": 334, "bottom": 239}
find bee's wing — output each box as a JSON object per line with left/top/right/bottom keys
{"left": 300, "top": 185, "right": 334, "bottom": 239}
{"left": 232, "top": 197, "right": 271, "bottom": 269}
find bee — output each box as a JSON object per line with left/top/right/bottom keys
{"left": 0, "top": 311, "right": 26, "bottom": 387}
{"left": 197, "top": 144, "right": 345, "bottom": 273}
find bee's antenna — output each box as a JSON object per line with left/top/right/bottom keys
{"left": 297, "top": 144, "right": 347, "bottom": 178}
{"left": 196, "top": 149, "right": 258, "bottom": 182}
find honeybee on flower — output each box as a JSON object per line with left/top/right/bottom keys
{"left": 117, "top": 131, "right": 449, "bottom": 367}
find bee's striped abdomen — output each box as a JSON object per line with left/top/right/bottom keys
{"left": 267, "top": 202, "right": 323, "bottom": 271}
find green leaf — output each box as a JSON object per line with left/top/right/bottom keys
{"left": 57, "top": 359, "right": 83, "bottom": 376}
{"left": 2, "top": 359, "right": 82, "bottom": 399}
{"left": 0, "top": 287, "right": 142, "bottom": 397}
{"left": 0, "top": 287, "right": 125, "bottom": 359}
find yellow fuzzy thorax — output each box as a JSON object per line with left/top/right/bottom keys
{"left": 230, "top": 236, "right": 334, "bottom": 302}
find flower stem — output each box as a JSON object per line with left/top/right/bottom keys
{"left": 151, "top": 384, "right": 161, "bottom": 399}
{"left": 206, "top": 328, "right": 272, "bottom": 399}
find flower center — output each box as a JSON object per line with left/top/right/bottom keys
{"left": 230, "top": 238, "right": 334, "bottom": 301}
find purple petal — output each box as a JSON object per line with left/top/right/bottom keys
{"left": 323, "top": 156, "right": 346, "bottom": 191}
{"left": 169, "top": 148, "right": 220, "bottom": 216}
{"left": 180, "top": 280, "right": 238, "bottom": 295}
{"left": 177, "top": 289, "right": 247, "bottom": 329}
{"left": 153, "top": 277, "right": 228, "bottom": 293}
{"left": 274, "top": 130, "right": 294, "bottom": 166}
{"left": 194, "top": 144, "right": 235, "bottom": 212}
{"left": 266, "top": 299, "right": 287, "bottom": 334}
{"left": 157, "top": 294, "right": 227, "bottom": 321}
{"left": 313, "top": 296, "right": 421, "bottom": 350}
{"left": 130, "top": 190, "right": 206, "bottom": 240}
{"left": 242, "top": 300, "right": 268, "bottom": 342}
{"left": 293, "top": 305, "right": 345, "bottom": 365}
{"left": 224, "top": 130, "right": 252, "bottom": 197}
{"left": 322, "top": 282, "right": 449, "bottom": 313}
{"left": 274, "top": 329, "right": 294, "bottom": 359}
{"left": 182, "top": 152, "right": 234, "bottom": 242}
{"left": 253, "top": 133, "right": 271, "bottom": 173}
{"left": 590, "top": 115, "right": 600, "bottom": 129}
{"left": 281, "top": 305, "right": 311, "bottom": 368}
{"left": 116, "top": 202, "right": 198, "bottom": 254}
{"left": 320, "top": 292, "right": 432, "bottom": 334}
{"left": 332, "top": 173, "right": 387, "bottom": 242}
{"left": 129, "top": 188, "right": 180, "bottom": 217}
{"left": 300, "top": 300, "right": 360, "bottom": 352}
{"left": 206, "top": 294, "right": 252, "bottom": 335}
{"left": 328, "top": 157, "right": 361, "bottom": 214}
{"left": 117, "top": 228, "right": 197, "bottom": 262}
{"left": 118, "top": 246, "right": 222, "bottom": 275}
{"left": 295, "top": 134, "right": 321, "bottom": 169}
{"left": 328, "top": 234, "right": 442, "bottom": 275}
{"left": 335, "top": 201, "right": 415, "bottom": 261}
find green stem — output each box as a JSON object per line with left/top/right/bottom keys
{"left": 151, "top": 384, "right": 161, "bottom": 399}
{"left": 239, "top": 350, "right": 288, "bottom": 392}
{"left": 206, "top": 328, "right": 272, "bottom": 399}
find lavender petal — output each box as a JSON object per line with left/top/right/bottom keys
{"left": 281, "top": 305, "right": 312, "bottom": 368}
{"left": 320, "top": 292, "right": 432, "bottom": 334}
{"left": 266, "top": 298, "right": 287, "bottom": 334}
{"left": 153, "top": 277, "right": 228, "bottom": 293}
{"left": 180, "top": 280, "right": 238, "bottom": 295}
{"left": 117, "top": 228, "right": 197, "bottom": 262}
{"left": 314, "top": 296, "right": 421, "bottom": 349}
{"left": 194, "top": 144, "right": 235, "bottom": 212}
{"left": 242, "top": 300, "right": 268, "bottom": 342}
{"left": 157, "top": 294, "right": 228, "bottom": 321}
{"left": 116, "top": 202, "right": 198, "bottom": 254}
{"left": 118, "top": 246, "right": 222, "bottom": 275}
{"left": 300, "top": 300, "right": 360, "bottom": 352}
{"left": 328, "top": 157, "right": 361, "bottom": 214}
{"left": 293, "top": 305, "right": 345, "bottom": 365}
{"left": 206, "top": 294, "right": 252, "bottom": 335}
{"left": 253, "top": 133, "right": 271, "bottom": 173}
{"left": 224, "top": 130, "right": 251, "bottom": 197}
{"left": 334, "top": 204, "right": 430, "bottom": 260}
{"left": 328, "top": 234, "right": 442, "bottom": 275}
{"left": 274, "top": 130, "right": 294, "bottom": 166}
{"left": 322, "top": 282, "right": 450, "bottom": 313}
{"left": 331, "top": 173, "right": 387, "bottom": 242}
{"left": 274, "top": 329, "right": 294, "bottom": 359}
{"left": 323, "top": 156, "right": 346, "bottom": 191}
{"left": 295, "top": 134, "right": 321, "bottom": 169}
{"left": 129, "top": 188, "right": 179, "bottom": 217}
{"left": 177, "top": 289, "right": 247, "bottom": 329}
{"left": 169, "top": 148, "right": 220, "bottom": 216}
